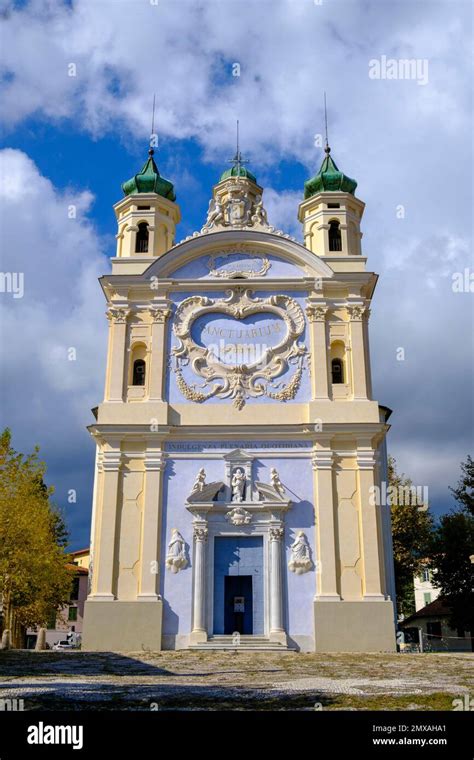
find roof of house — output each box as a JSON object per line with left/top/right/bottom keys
{"left": 71, "top": 548, "right": 89, "bottom": 557}
{"left": 65, "top": 563, "right": 88, "bottom": 576}
{"left": 401, "top": 597, "right": 451, "bottom": 625}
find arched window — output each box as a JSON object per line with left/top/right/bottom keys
{"left": 328, "top": 220, "right": 342, "bottom": 251}
{"left": 132, "top": 359, "right": 146, "bottom": 386}
{"left": 331, "top": 358, "right": 344, "bottom": 384}
{"left": 135, "top": 222, "right": 149, "bottom": 253}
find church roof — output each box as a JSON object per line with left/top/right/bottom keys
{"left": 219, "top": 164, "right": 257, "bottom": 184}
{"left": 122, "top": 149, "right": 176, "bottom": 200}
{"left": 304, "top": 146, "right": 357, "bottom": 198}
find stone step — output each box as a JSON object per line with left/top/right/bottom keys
{"left": 189, "top": 635, "right": 295, "bottom": 651}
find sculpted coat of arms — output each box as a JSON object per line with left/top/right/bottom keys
{"left": 171, "top": 288, "right": 308, "bottom": 410}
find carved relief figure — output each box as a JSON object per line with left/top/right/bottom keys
{"left": 251, "top": 195, "right": 268, "bottom": 226}
{"left": 288, "top": 531, "right": 313, "bottom": 575}
{"left": 231, "top": 468, "right": 246, "bottom": 502}
{"left": 192, "top": 468, "right": 206, "bottom": 493}
{"left": 166, "top": 529, "right": 188, "bottom": 573}
{"left": 270, "top": 468, "right": 286, "bottom": 497}
{"left": 226, "top": 506, "right": 252, "bottom": 526}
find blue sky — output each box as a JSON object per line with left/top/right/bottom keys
{"left": 0, "top": 0, "right": 472, "bottom": 549}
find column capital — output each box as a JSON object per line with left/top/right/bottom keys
{"left": 312, "top": 450, "right": 334, "bottom": 470}
{"left": 269, "top": 526, "right": 284, "bottom": 542}
{"left": 346, "top": 304, "right": 366, "bottom": 321}
{"left": 149, "top": 306, "right": 171, "bottom": 323}
{"left": 193, "top": 526, "right": 208, "bottom": 542}
{"left": 106, "top": 306, "right": 130, "bottom": 324}
{"left": 144, "top": 451, "right": 167, "bottom": 471}
{"left": 306, "top": 304, "right": 329, "bottom": 322}
{"left": 357, "top": 449, "right": 377, "bottom": 469}
{"left": 101, "top": 450, "right": 122, "bottom": 471}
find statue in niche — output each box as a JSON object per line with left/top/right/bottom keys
{"left": 270, "top": 467, "right": 286, "bottom": 497}
{"left": 192, "top": 468, "right": 206, "bottom": 493}
{"left": 231, "top": 468, "right": 246, "bottom": 502}
{"left": 288, "top": 531, "right": 313, "bottom": 575}
{"left": 166, "top": 529, "right": 188, "bottom": 573}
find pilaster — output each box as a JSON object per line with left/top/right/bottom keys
{"left": 137, "top": 451, "right": 167, "bottom": 601}
{"left": 312, "top": 448, "right": 340, "bottom": 601}
{"left": 306, "top": 303, "right": 330, "bottom": 400}
{"left": 105, "top": 307, "right": 130, "bottom": 402}
{"left": 91, "top": 447, "right": 122, "bottom": 600}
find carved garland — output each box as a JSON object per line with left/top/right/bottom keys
{"left": 172, "top": 288, "right": 308, "bottom": 410}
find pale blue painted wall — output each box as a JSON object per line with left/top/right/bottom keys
{"left": 170, "top": 253, "right": 307, "bottom": 280}
{"left": 160, "top": 449, "right": 316, "bottom": 643}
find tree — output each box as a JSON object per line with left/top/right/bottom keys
{"left": 430, "top": 457, "right": 474, "bottom": 648}
{"left": 0, "top": 429, "right": 72, "bottom": 648}
{"left": 389, "top": 456, "right": 433, "bottom": 618}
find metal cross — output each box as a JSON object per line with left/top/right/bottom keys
{"left": 227, "top": 120, "right": 250, "bottom": 175}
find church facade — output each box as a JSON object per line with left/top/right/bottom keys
{"left": 82, "top": 143, "right": 397, "bottom": 652}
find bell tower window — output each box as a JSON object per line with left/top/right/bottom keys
{"left": 331, "top": 358, "right": 344, "bottom": 384}
{"left": 328, "top": 220, "right": 342, "bottom": 251}
{"left": 135, "top": 222, "right": 149, "bottom": 253}
{"left": 132, "top": 359, "right": 146, "bottom": 386}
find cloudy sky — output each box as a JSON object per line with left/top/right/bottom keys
{"left": 0, "top": 0, "right": 472, "bottom": 549}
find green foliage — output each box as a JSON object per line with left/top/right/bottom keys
{"left": 430, "top": 456, "right": 474, "bottom": 635}
{"left": 0, "top": 429, "right": 72, "bottom": 646}
{"left": 389, "top": 456, "right": 433, "bottom": 618}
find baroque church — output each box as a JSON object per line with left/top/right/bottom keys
{"left": 82, "top": 139, "right": 397, "bottom": 652}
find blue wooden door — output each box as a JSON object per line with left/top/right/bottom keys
{"left": 213, "top": 536, "right": 264, "bottom": 635}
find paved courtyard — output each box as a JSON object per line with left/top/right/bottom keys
{"left": 0, "top": 650, "right": 472, "bottom": 711}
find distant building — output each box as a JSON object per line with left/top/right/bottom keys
{"left": 400, "top": 598, "right": 472, "bottom": 652}
{"left": 414, "top": 566, "right": 440, "bottom": 611}
{"left": 26, "top": 549, "right": 89, "bottom": 648}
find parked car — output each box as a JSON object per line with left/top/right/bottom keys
{"left": 52, "top": 640, "right": 76, "bottom": 650}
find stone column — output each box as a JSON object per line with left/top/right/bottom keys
{"left": 306, "top": 304, "right": 330, "bottom": 400}
{"left": 138, "top": 451, "right": 166, "bottom": 601}
{"left": 105, "top": 307, "right": 130, "bottom": 402}
{"left": 92, "top": 448, "right": 122, "bottom": 600}
{"left": 190, "top": 525, "right": 208, "bottom": 643}
{"left": 269, "top": 526, "right": 287, "bottom": 644}
{"left": 347, "top": 304, "right": 369, "bottom": 400}
{"left": 340, "top": 223, "right": 349, "bottom": 253}
{"left": 357, "top": 448, "right": 385, "bottom": 600}
{"left": 312, "top": 449, "right": 340, "bottom": 600}
{"left": 148, "top": 305, "right": 171, "bottom": 401}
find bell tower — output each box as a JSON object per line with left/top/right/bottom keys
{"left": 298, "top": 144, "right": 364, "bottom": 258}
{"left": 113, "top": 148, "right": 180, "bottom": 272}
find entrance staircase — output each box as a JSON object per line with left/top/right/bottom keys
{"left": 189, "top": 635, "right": 296, "bottom": 651}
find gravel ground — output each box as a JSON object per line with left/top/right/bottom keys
{"left": 0, "top": 650, "right": 472, "bottom": 711}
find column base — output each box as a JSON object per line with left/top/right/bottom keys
{"left": 82, "top": 599, "right": 163, "bottom": 652}
{"left": 314, "top": 599, "right": 396, "bottom": 652}
{"left": 269, "top": 630, "right": 288, "bottom": 646}
{"left": 189, "top": 630, "right": 208, "bottom": 645}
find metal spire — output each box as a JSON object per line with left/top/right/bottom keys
{"left": 149, "top": 93, "right": 156, "bottom": 156}
{"left": 228, "top": 119, "right": 250, "bottom": 176}
{"left": 324, "top": 92, "right": 330, "bottom": 155}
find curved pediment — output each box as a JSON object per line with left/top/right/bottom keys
{"left": 142, "top": 230, "right": 334, "bottom": 281}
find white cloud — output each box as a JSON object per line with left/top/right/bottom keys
{"left": 0, "top": 0, "right": 472, "bottom": 520}
{"left": 0, "top": 148, "right": 107, "bottom": 464}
